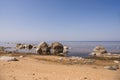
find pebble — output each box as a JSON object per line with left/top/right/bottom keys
{"left": 84, "top": 77, "right": 88, "bottom": 79}
{"left": 58, "top": 57, "right": 63, "bottom": 62}
{"left": 32, "top": 73, "right": 35, "bottom": 75}
{"left": 19, "top": 56, "right": 24, "bottom": 58}
{"left": 113, "top": 60, "right": 119, "bottom": 64}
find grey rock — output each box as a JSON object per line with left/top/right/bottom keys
{"left": 112, "top": 65, "right": 119, "bottom": 69}
{"left": 104, "top": 65, "right": 119, "bottom": 70}
{"left": 91, "top": 46, "right": 107, "bottom": 56}
{"left": 36, "top": 42, "right": 50, "bottom": 55}
{"left": 0, "top": 56, "right": 18, "bottom": 61}
{"left": 105, "top": 66, "right": 116, "bottom": 70}
{"left": 50, "top": 42, "right": 63, "bottom": 55}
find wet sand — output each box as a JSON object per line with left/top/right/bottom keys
{"left": 0, "top": 52, "right": 120, "bottom": 80}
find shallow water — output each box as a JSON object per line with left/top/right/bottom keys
{"left": 0, "top": 41, "right": 120, "bottom": 57}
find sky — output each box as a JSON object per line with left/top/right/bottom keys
{"left": 0, "top": 0, "right": 120, "bottom": 41}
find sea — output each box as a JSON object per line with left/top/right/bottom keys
{"left": 0, "top": 41, "right": 120, "bottom": 57}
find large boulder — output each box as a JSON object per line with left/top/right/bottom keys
{"left": 25, "top": 44, "right": 33, "bottom": 50}
{"left": 36, "top": 42, "right": 50, "bottom": 55}
{"left": 50, "top": 42, "right": 64, "bottom": 55}
{"left": 90, "top": 46, "right": 107, "bottom": 56}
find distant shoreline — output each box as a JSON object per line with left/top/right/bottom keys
{"left": 1, "top": 41, "right": 120, "bottom": 43}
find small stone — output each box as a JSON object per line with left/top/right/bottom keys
{"left": 92, "top": 66, "right": 97, "bottom": 69}
{"left": 104, "top": 65, "right": 119, "bottom": 70}
{"left": 104, "top": 66, "right": 111, "bottom": 69}
{"left": 114, "top": 60, "right": 119, "bottom": 64}
{"left": 58, "top": 57, "right": 63, "bottom": 62}
{"left": 84, "top": 77, "right": 87, "bottom": 79}
{"left": 32, "top": 73, "right": 35, "bottom": 75}
{"left": 19, "top": 56, "right": 24, "bottom": 58}
{"left": 13, "top": 76, "right": 16, "bottom": 80}
{"left": 112, "top": 65, "right": 119, "bottom": 69}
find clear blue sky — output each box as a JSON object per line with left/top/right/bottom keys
{"left": 0, "top": 0, "right": 120, "bottom": 41}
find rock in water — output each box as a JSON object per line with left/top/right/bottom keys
{"left": 90, "top": 46, "right": 107, "bottom": 56}
{"left": 0, "top": 56, "right": 18, "bottom": 61}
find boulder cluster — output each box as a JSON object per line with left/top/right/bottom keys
{"left": 16, "top": 43, "right": 33, "bottom": 50}
{"left": 16, "top": 42, "right": 69, "bottom": 56}
{"left": 36, "top": 42, "right": 69, "bottom": 56}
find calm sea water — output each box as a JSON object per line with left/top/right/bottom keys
{"left": 0, "top": 41, "right": 120, "bottom": 57}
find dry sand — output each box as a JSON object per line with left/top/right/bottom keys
{"left": 0, "top": 53, "right": 120, "bottom": 80}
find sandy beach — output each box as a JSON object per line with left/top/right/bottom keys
{"left": 0, "top": 52, "right": 120, "bottom": 80}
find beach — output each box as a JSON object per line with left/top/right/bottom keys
{"left": 1, "top": 0, "right": 120, "bottom": 80}
{"left": 0, "top": 52, "right": 120, "bottom": 80}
